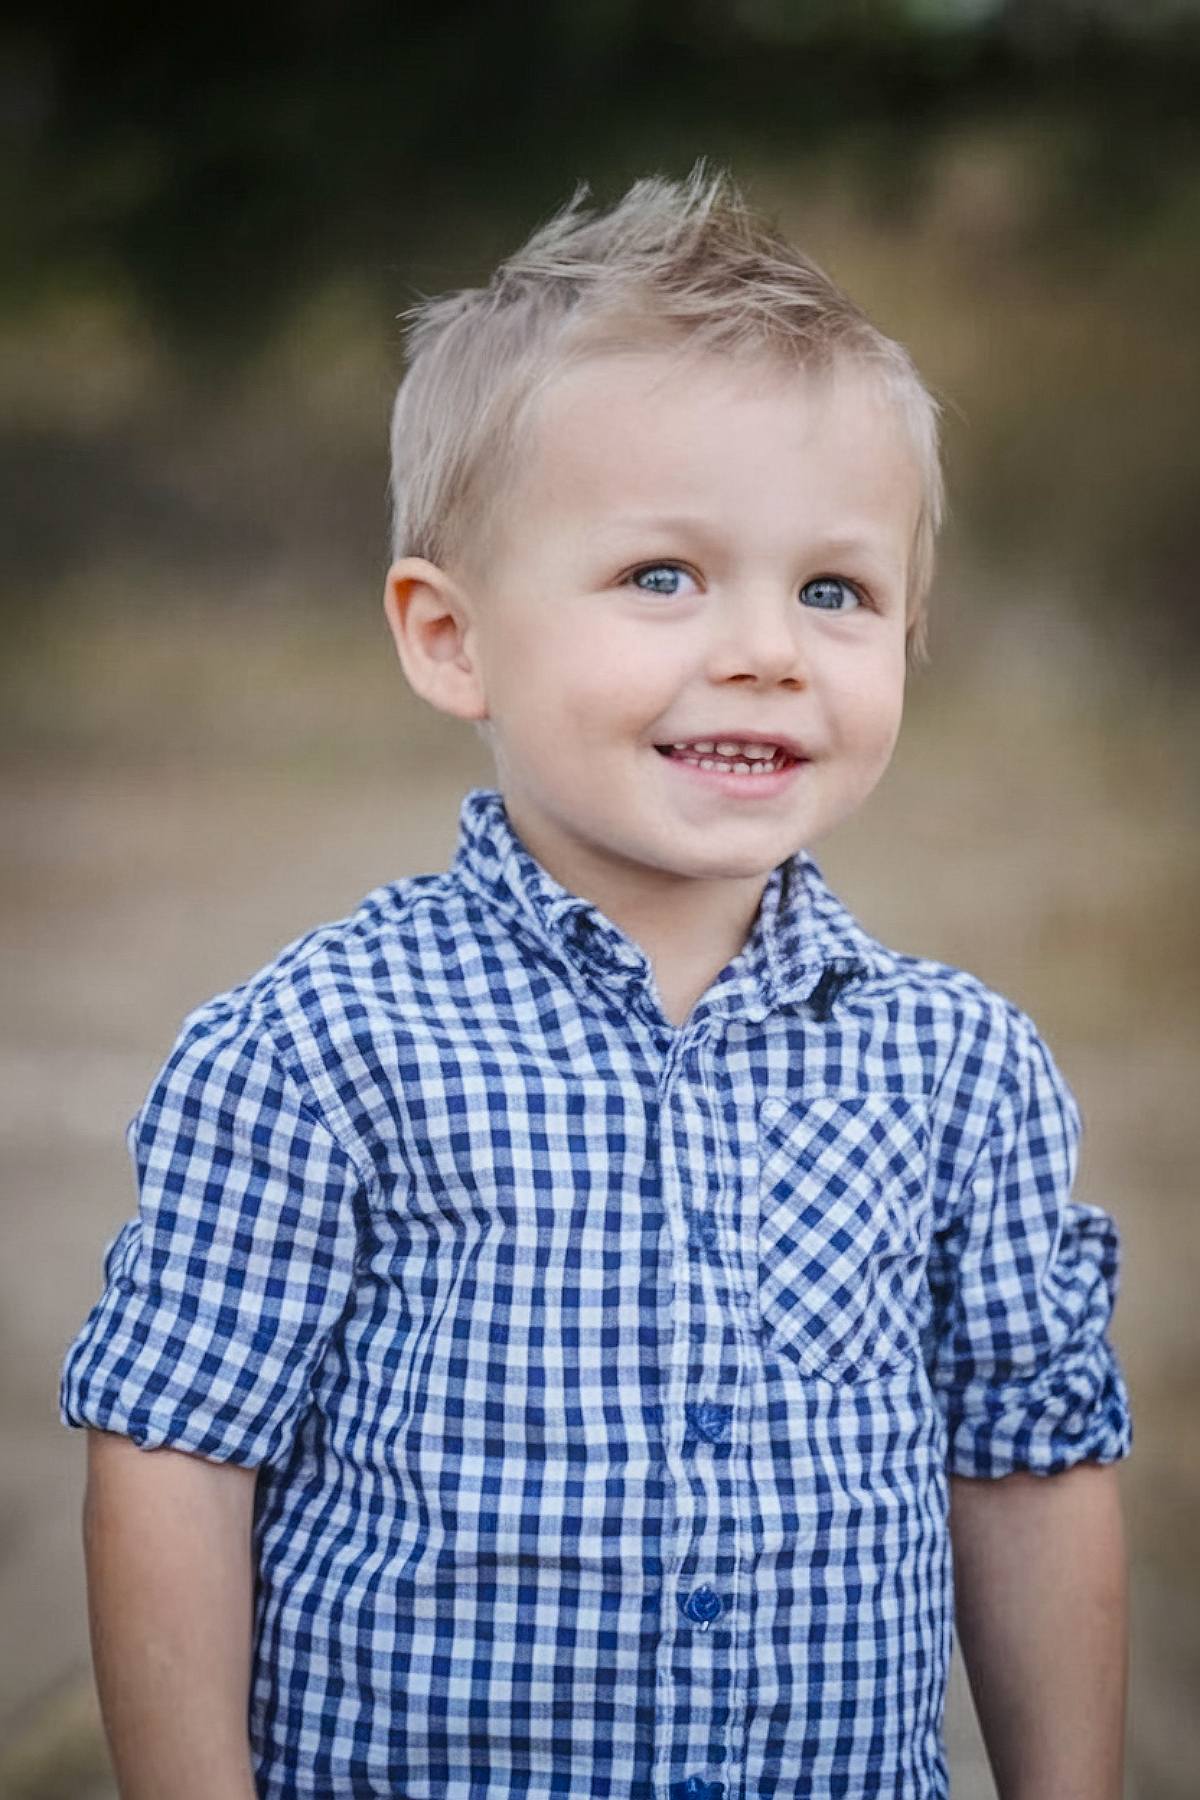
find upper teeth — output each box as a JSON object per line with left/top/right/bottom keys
{"left": 673, "top": 740, "right": 780, "bottom": 761}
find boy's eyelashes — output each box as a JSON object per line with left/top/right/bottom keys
{"left": 624, "top": 561, "right": 697, "bottom": 597}
{"left": 619, "top": 561, "right": 873, "bottom": 612}
{"left": 798, "top": 576, "right": 867, "bottom": 614}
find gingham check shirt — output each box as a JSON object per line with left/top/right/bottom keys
{"left": 61, "top": 787, "right": 1131, "bottom": 1799}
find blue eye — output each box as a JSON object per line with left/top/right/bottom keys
{"left": 629, "top": 563, "right": 694, "bottom": 597}
{"left": 800, "top": 576, "right": 861, "bottom": 612}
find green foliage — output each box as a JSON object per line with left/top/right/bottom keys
{"left": 2, "top": 0, "right": 1198, "bottom": 350}
{"left": 1, "top": 0, "right": 1198, "bottom": 672}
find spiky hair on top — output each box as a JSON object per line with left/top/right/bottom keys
{"left": 389, "top": 163, "right": 944, "bottom": 658}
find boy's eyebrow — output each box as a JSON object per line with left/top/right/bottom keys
{"left": 594, "top": 516, "right": 902, "bottom": 571}
{"left": 591, "top": 513, "right": 723, "bottom": 545}
{"left": 804, "top": 531, "right": 906, "bottom": 575}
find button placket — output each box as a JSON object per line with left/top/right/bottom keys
{"left": 656, "top": 1020, "right": 741, "bottom": 1798}
{"left": 687, "top": 1206, "right": 719, "bottom": 1252}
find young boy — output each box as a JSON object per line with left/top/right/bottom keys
{"left": 62, "top": 168, "right": 1132, "bottom": 1799}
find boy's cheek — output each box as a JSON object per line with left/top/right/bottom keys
{"left": 834, "top": 663, "right": 906, "bottom": 738}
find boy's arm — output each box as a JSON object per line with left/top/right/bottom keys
{"left": 949, "top": 1461, "right": 1128, "bottom": 1800}
{"left": 83, "top": 1428, "right": 260, "bottom": 1800}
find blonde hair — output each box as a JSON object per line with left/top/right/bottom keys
{"left": 390, "top": 163, "right": 944, "bottom": 658}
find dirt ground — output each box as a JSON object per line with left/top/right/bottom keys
{"left": 2, "top": 621, "right": 1196, "bottom": 1797}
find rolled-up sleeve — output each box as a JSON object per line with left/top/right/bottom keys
{"left": 927, "top": 1015, "right": 1133, "bottom": 1478}
{"left": 60, "top": 1001, "right": 370, "bottom": 1468}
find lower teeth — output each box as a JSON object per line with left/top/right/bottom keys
{"left": 660, "top": 747, "right": 785, "bottom": 773}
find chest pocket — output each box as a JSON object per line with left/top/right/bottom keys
{"left": 756, "top": 1092, "right": 930, "bottom": 1383}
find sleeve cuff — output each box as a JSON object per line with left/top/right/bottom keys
{"left": 940, "top": 1339, "right": 1133, "bottom": 1477}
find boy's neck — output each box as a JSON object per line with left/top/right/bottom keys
{"left": 603, "top": 879, "right": 768, "bottom": 1026}
{"left": 502, "top": 798, "right": 772, "bottom": 1027}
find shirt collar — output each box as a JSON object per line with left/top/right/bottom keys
{"left": 449, "top": 787, "right": 885, "bottom": 1025}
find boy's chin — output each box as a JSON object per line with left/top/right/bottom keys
{"left": 663, "top": 844, "right": 807, "bottom": 883}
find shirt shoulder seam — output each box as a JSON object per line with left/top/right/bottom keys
{"left": 195, "top": 989, "right": 386, "bottom": 1214}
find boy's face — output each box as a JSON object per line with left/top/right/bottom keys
{"left": 443, "top": 350, "right": 920, "bottom": 910}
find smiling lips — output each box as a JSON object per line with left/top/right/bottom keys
{"left": 656, "top": 738, "right": 805, "bottom": 776}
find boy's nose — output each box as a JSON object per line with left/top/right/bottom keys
{"left": 708, "top": 591, "right": 807, "bottom": 689}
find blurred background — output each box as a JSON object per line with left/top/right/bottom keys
{"left": 2, "top": 1, "right": 1197, "bottom": 1794}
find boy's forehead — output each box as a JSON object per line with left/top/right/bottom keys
{"left": 527, "top": 346, "right": 808, "bottom": 445}
{"left": 507, "top": 348, "right": 922, "bottom": 539}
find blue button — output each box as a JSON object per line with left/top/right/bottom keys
{"left": 679, "top": 1584, "right": 724, "bottom": 1628}
{"left": 673, "top": 1780, "right": 725, "bottom": 1800}
{"left": 688, "top": 1209, "right": 718, "bottom": 1251}
{"left": 685, "top": 1400, "right": 731, "bottom": 1445}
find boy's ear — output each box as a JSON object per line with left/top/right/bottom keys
{"left": 383, "top": 558, "right": 488, "bottom": 721}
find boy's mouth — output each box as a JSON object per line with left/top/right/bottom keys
{"left": 654, "top": 738, "right": 803, "bottom": 776}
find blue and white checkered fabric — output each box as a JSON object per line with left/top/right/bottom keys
{"left": 61, "top": 787, "right": 1132, "bottom": 1799}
